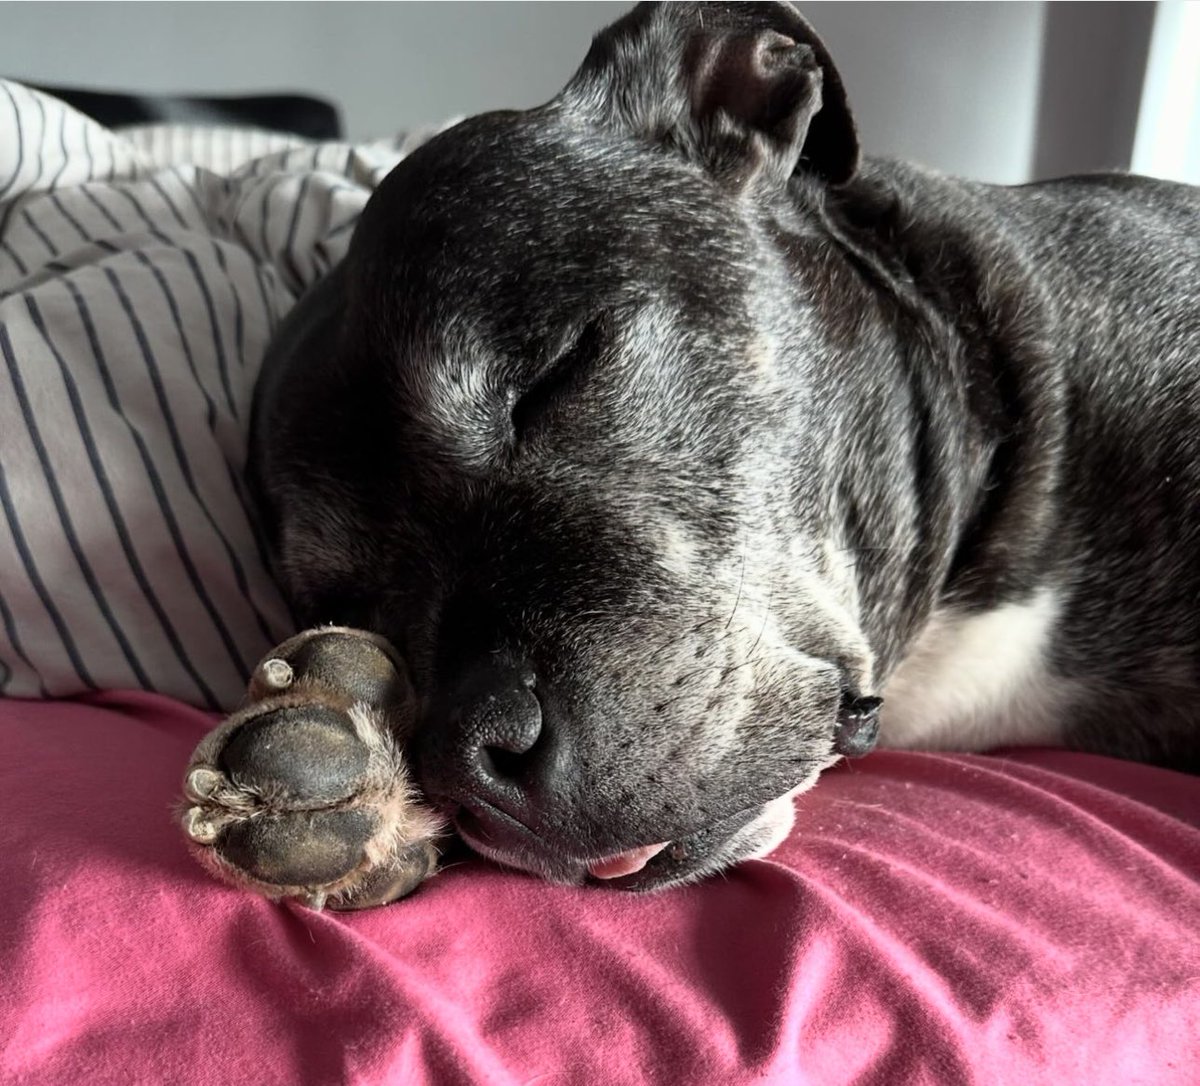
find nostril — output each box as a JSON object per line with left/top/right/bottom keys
{"left": 446, "top": 662, "right": 546, "bottom": 792}
{"left": 482, "top": 745, "right": 531, "bottom": 780}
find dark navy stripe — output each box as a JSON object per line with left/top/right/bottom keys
{"left": 205, "top": 243, "right": 285, "bottom": 599}
{"left": 48, "top": 190, "right": 90, "bottom": 242}
{"left": 180, "top": 247, "right": 238, "bottom": 415}
{"left": 281, "top": 174, "right": 311, "bottom": 291}
{"left": 253, "top": 263, "right": 278, "bottom": 335}
{"left": 148, "top": 174, "right": 189, "bottom": 229}
{"left": 121, "top": 246, "right": 220, "bottom": 427}
{"left": 0, "top": 324, "right": 154, "bottom": 689}
{"left": 96, "top": 238, "right": 222, "bottom": 415}
{"left": 226, "top": 168, "right": 272, "bottom": 252}
{"left": 209, "top": 240, "right": 246, "bottom": 369}
{"left": 226, "top": 202, "right": 257, "bottom": 259}
{"left": 63, "top": 276, "right": 248, "bottom": 695}
{"left": 311, "top": 241, "right": 332, "bottom": 277}
{"left": 167, "top": 167, "right": 206, "bottom": 222}
{"left": 220, "top": 193, "right": 279, "bottom": 334}
{"left": 0, "top": 583, "right": 47, "bottom": 696}
{"left": 119, "top": 244, "right": 283, "bottom": 647}
{"left": 21, "top": 207, "right": 57, "bottom": 256}
{"left": 324, "top": 213, "right": 361, "bottom": 240}
{"left": 0, "top": 88, "right": 34, "bottom": 240}
{"left": 103, "top": 267, "right": 261, "bottom": 677}
{"left": 28, "top": 93, "right": 47, "bottom": 193}
{"left": 65, "top": 275, "right": 244, "bottom": 695}
{"left": 257, "top": 174, "right": 276, "bottom": 257}
{"left": 319, "top": 181, "right": 359, "bottom": 199}
{"left": 0, "top": 457, "right": 96, "bottom": 691}
{"left": 226, "top": 463, "right": 286, "bottom": 625}
{"left": 127, "top": 188, "right": 281, "bottom": 632}
{"left": 258, "top": 173, "right": 291, "bottom": 264}
{"left": 1, "top": 240, "right": 29, "bottom": 276}
{"left": 82, "top": 116, "right": 96, "bottom": 182}
{"left": 109, "top": 186, "right": 239, "bottom": 417}
{"left": 26, "top": 292, "right": 221, "bottom": 709}
{"left": 249, "top": 148, "right": 273, "bottom": 178}
{"left": 78, "top": 185, "right": 123, "bottom": 232}
{"left": 0, "top": 82, "right": 25, "bottom": 202}
{"left": 47, "top": 106, "right": 70, "bottom": 192}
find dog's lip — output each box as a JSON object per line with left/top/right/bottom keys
{"left": 454, "top": 802, "right": 542, "bottom": 853}
{"left": 586, "top": 842, "right": 671, "bottom": 879}
{"left": 594, "top": 805, "right": 765, "bottom": 891}
{"left": 451, "top": 802, "right": 680, "bottom": 883}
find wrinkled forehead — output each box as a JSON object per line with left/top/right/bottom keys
{"left": 350, "top": 111, "right": 757, "bottom": 343}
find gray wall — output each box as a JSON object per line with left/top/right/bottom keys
{"left": 1034, "top": 2, "right": 1155, "bottom": 180}
{"left": 0, "top": 2, "right": 1153, "bottom": 184}
{"left": 804, "top": 2, "right": 1045, "bottom": 183}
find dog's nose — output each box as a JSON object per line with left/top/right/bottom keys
{"left": 423, "top": 661, "right": 549, "bottom": 806}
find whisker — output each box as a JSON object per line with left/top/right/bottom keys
{"left": 724, "top": 548, "right": 747, "bottom": 630}
{"left": 746, "top": 586, "right": 772, "bottom": 662}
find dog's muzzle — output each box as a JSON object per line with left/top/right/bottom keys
{"left": 414, "top": 657, "right": 755, "bottom": 887}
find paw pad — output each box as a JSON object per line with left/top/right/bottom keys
{"left": 181, "top": 627, "right": 443, "bottom": 910}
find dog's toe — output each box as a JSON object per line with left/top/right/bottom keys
{"left": 328, "top": 840, "right": 440, "bottom": 911}
{"left": 182, "top": 804, "right": 229, "bottom": 844}
{"left": 218, "top": 704, "right": 371, "bottom": 806}
{"left": 184, "top": 766, "right": 224, "bottom": 801}
{"left": 219, "top": 807, "right": 378, "bottom": 887}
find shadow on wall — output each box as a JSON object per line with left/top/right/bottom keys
{"left": 1032, "top": 2, "right": 1156, "bottom": 181}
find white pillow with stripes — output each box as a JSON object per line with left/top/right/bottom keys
{"left": 0, "top": 80, "right": 442, "bottom": 710}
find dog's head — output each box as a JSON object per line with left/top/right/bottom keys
{"left": 256, "top": 2, "right": 887, "bottom": 888}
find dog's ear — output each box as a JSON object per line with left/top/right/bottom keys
{"left": 560, "top": 1, "right": 859, "bottom": 190}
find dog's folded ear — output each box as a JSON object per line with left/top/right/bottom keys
{"left": 560, "top": 1, "right": 859, "bottom": 190}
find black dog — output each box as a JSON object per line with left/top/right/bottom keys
{"left": 181, "top": 1, "right": 1200, "bottom": 908}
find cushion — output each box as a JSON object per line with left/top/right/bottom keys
{"left": 0, "top": 79, "right": 439, "bottom": 709}
{"left": 1, "top": 692, "right": 1196, "bottom": 1084}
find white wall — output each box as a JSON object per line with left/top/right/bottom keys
{"left": 0, "top": 2, "right": 1145, "bottom": 185}
{"left": 1133, "top": 0, "right": 1200, "bottom": 184}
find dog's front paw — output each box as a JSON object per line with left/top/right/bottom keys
{"left": 180, "top": 628, "right": 443, "bottom": 910}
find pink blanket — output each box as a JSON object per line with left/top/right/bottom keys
{"left": 1, "top": 693, "right": 1196, "bottom": 1084}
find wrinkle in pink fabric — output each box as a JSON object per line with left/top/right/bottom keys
{"left": 0, "top": 693, "right": 1196, "bottom": 1085}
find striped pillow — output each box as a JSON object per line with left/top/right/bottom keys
{"left": 0, "top": 80, "right": 441, "bottom": 710}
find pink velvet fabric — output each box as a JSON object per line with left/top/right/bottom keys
{"left": 1, "top": 693, "right": 1196, "bottom": 1084}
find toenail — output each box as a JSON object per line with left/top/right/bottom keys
{"left": 260, "top": 658, "right": 294, "bottom": 690}
{"left": 185, "top": 767, "right": 223, "bottom": 800}
{"left": 183, "top": 806, "right": 221, "bottom": 844}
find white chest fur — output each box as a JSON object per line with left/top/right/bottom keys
{"left": 879, "top": 588, "right": 1069, "bottom": 751}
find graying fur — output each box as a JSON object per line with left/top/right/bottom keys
{"left": 246, "top": 2, "right": 1200, "bottom": 888}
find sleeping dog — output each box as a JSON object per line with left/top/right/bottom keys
{"left": 181, "top": 1, "right": 1200, "bottom": 909}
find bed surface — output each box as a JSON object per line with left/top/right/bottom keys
{"left": 1, "top": 82, "right": 1198, "bottom": 1085}
{"left": 1, "top": 693, "right": 1196, "bottom": 1085}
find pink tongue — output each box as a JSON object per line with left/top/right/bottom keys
{"left": 587, "top": 842, "right": 670, "bottom": 880}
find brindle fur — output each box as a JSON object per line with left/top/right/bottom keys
{"left": 231, "top": 2, "right": 1199, "bottom": 891}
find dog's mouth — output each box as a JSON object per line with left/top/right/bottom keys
{"left": 585, "top": 842, "right": 672, "bottom": 880}
{"left": 452, "top": 800, "right": 782, "bottom": 891}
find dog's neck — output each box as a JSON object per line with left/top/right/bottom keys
{"left": 795, "top": 161, "right": 1067, "bottom": 680}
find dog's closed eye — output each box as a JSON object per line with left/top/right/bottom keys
{"left": 510, "top": 314, "right": 607, "bottom": 441}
